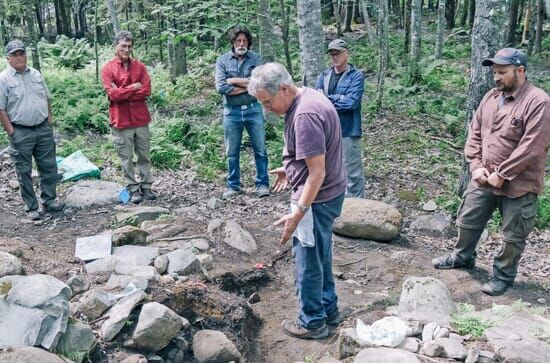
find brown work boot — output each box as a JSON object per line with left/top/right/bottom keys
{"left": 432, "top": 254, "right": 475, "bottom": 269}
{"left": 481, "top": 278, "right": 512, "bottom": 296}
{"left": 281, "top": 320, "right": 329, "bottom": 340}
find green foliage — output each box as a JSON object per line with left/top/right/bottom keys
{"left": 535, "top": 186, "right": 550, "bottom": 229}
{"left": 39, "top": 36, "right": 94, "bottom": 70}
{"left": 451, "top": 303, "right": 494, "bottom": 338}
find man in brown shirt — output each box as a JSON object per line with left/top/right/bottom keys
{"left": 432, "top": 48, "right": 550, "bottom": 296}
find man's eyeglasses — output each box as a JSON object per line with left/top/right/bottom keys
{"left": 261, "top": 90, "right": 280, "bottom": 109}
{"left": 329, "top": 51, "right": 345, "bottom": 57}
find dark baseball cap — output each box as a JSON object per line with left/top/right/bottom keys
{"left": 5, "top": 40, "right": 26, "bottom": 55}
{"left": 482, "top": 48, "right": 527, "bottom": 67}
{"left": 327, "top": 39, "right": 348, "bottom": 52}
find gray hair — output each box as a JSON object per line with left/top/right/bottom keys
{"left": 248, "top": 62, "right": 293, "bottom": 96}
{"left": 114, "top": 31, "right": 133, "bottom": 46}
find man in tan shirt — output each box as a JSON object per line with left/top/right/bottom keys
{"left": 432, "top": 48, "right": 550, "bottom": 296}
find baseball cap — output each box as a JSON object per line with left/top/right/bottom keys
{"left": 5, "top": 40, "right": 26, "bottom": 55}
{"left": 482, "top": 48, "right": 527, "bottom": 67}
{"left": 327, "top": 39, "right": 348, "bottom": 52}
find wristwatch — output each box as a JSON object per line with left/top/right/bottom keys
{"left": 296, "top": 203, "right": 310, "bottom": 214}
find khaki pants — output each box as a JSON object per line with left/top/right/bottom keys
{"left": 454, "top": 186, "right": 538, "bottom": 282}
{"left": 111, "top": 125, "right": 152, "bottom": 192}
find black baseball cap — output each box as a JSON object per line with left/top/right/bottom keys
{"left": 482, "top": 48, "right": 527, "bottom": 68}
{"left": 5, "top": 40, "right": 26, "bottom": 55}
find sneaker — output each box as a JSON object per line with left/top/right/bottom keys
{"left": 432, "top": 254, "right": 475, "bottom": 270}
{"left": 281, "top": 319, "right": 329, "bottom": 340}
{"left": 326, "top": 310, "right": 342, "bottom": 326}
{"left": 27, "top": 210, "right": 41, "bottom": 220}
{"left": 130, "top": 191, "right": 143, "bottom": 204}
{"left": 43, "top": 200, "right": 65, "bottom": 212}
{"left": 481, "top": 278, "right": 512, "bottom": 296}
{"left": 256, "top": 185, "right": 270, "bottom": 198}
{"left": 142, "top": 188, "right": 157, "bottom": 201}
{"left": 222, "top": 188, "right": 241, "bottom": 199}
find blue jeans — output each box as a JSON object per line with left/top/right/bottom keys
{"left": 223, "top": 103, "right": 269, "bottom": 190}
{"left": 292, "top": 193, "right": 345, "bottom": 329}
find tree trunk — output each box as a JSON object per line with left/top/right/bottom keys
{"left": 534, "top": 0, "right": 543, "bottom": 53}
{"left": 403, "top": 0, "right": 412, "bottom": 57}
{"left": 359, "top": 0, "right": 375, "bottom": 43}
{"left": 168, "top": 37, "right": 188, "bottom": 81}
{"left": 445, "top": 0, "right": 456, "bottom": 29}
{"left": 409, "top": 0, "right": 422, "bottom": 81}
{"left": 258, "top": 0, "right": 277, "bottom": 62}
{"left": 507, "top": 0, "right": 520, "bottom": 45}
{"left": 24, "top": 9, "right": 41, "bottom": 71}
{"left": 59, "top": 0, "right": 70, "bottom": 35}
{"left": 53, "top": 0, "right": 63, "bottom": 35}
{"left": 468, "top": 0, "right": 475, "bottom": 29}
{"left": 377, "top": 0, "right": 389, "bottom": 110}
{"left": 94, "top": 0, "right": 99, "bottom": 82}
{"left": 106, "top": 0, "right": 120, "bottom": 33}
{"left": 457, "top": 0, "right": 509, "bottom": 195}
{"left": 280, "top": 0, "right": 293, "bottom": 76}
{"left": 460, "top": 0, "right": 469, "bottom": 26}
{"left": 34, "top": 1, "right": 44, "bottom": 37}
{"left": 344, "top": 0, "right": 354, "bottom": 32}
{"left": 435, "top": 0, "right": 446, "bottom": 58}
{"left": 522, "top": 0, "right": 532, "bottom": 44}
{"left": 297, "top": 0, "right": 325, "bottom": 86}
{"left": 333, "top": 0, "right": 342, "bottom": 35}
{"left": 527, "top": 0, "right": 536, "bottom": 54}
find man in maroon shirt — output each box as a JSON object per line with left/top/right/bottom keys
{"left": 101, "top": 31, "right": 156, "bottom": 203}
{"left": 432, "top": 48, "right": 550, "bottom": 296}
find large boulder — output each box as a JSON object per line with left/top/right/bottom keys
{"left": 353, "top": 347, "right": 420, "bottom": 363}
{"left": 114, "top": 207, "right": 171, "bottom": 227}
{"left": 192, "top": 329, "right": 241, "bottom": 363}
{"left": 101, "top": 291, "right": 147, "bottom": 341}
{"left": 64, "top": 180, "right": 122, "bottom": 208}
{"left": 112, "top": 245, "right": 159, "bottom": 266}
{"left": 55, "top": 320, "right": 96, "bottom": 363}
{"left": 0, "top": 275, "right": 71, "bottom": 350}
{"left": 0, "top": 251, "right": 24, "bottom": 277}
{"left": 0, "top": 346, "right": 72, "bottom": 363}
{"left": 126, "top": 302, "right": 183, "bottom": 352}
{"left": 409, "top": 213, "right": 451, "bottom": 234}
{"left": 223, "top": 220, "right": 257, "bottom": 254}
{"left": 166, "top": 249, "right": 202, "bottom": 275}
{"left": 333, "top": 199, "right": 402, "bottom": 241}
{"left": 398, "top": 277, "right": 457, "bottom": 326}
{"left": 71, "top": 288, "right": 115, "bottom": 321}
{"left": 112, "top": 226, "right": 149, "bottom": 246}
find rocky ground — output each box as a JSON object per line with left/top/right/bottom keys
{"left": 0, "top": 111, "right": 549, "bottom": 363}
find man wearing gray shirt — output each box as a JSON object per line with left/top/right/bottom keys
{"left": 0, "top": 40, "right": 64, "bottom": 220}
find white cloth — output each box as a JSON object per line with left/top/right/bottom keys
{"left": 291, "top": 203, "right": 315, "bottom": 247}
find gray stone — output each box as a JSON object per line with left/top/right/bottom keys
{"left": 74, "top": 234, "right": 112, "bottom": 262}
{"left": 317, "top": 357, "right": 340, "bottom": 363}
{"left": 147, "top": 224, "right": 187, "bottom": 242}
{"left": 207, "top": 197, "right": 223, "bottom": 209}
{"left": 465, "top": 346, "right": 480, "bottom": 363}
{"left": 159, "top": 275, "right": 175, "bottom": 284}
{"left": 55, "top": 320, "right": 96, "bottom": 362}
{"left": 422, "top": 200, "right": 437, "bottom": 211}
{"left": 112, "top": 225, "right": 149, "bottom": 246}
{"left": 126, "top": 302, "right": 183, "bottom": 352}
{"left": 409, "top": 213, "right": 451, "bottom": 234}
{"left": 449, "top": 333, "right": 465, "bottom": 342}
{"left": 192, "top": 329, "right": 241, "bottom": 363}
{"left": 353, "top": 347, "right": 420, "bottom": 363}
{"left": 85, "top": 255, "right": 120, "bottom": 274}
{"left": 390, "top": 251, "right": 409, "bottom": 262}
{"left": 0, "top": 251, "right": 23, "bottom": 277}
{"left": 197, "top": 254, "right": 213, "bottom": 270}
{"left": 207, "top": 218, "right": 223, "bottom": 235}
{"left": 105, "top": 274, "right": 148, "bottom": 291}
{"left": 223, "top": 220, "right": 257, "bottom": 254}
{"left": 422, "top": 322, "right": 439, "bottom": 342}
{"left": 114, "top": 265, "right": 157, "bottom": 280}
{"left": 154, "top": 255, "right": 169, "bottom": 274}
{"left": 483, "top": 312, "right": 550, "bottom": 363}
{"left": 420, "top": 340, "right": 444, "bottom": 357}
{"left": 72, "top": 288, "right": 115, "bottom": 321}
{"left": 120, "top": 355, "right": 148, "bottom": 363}
{"left": 0, "top": 346, "right": 71, "bottom": 363}
{"left": 191, "top": 238, "right": 210, "bottom": 251}
{"left": 434, "top": 337, "right": 467, "bottom": 360}
{"left": 115, "top": 206, "right": 171, "bottom": 227}
{"left": 113, "top": 245, "right": 159, "bottom": 266}
{"left": 64, "top": 180, "right": 122, "bottom": 208}
{"left": 0, "top": 274, "right": 71, "bottom": 350}
{"left": 398, "top": 276, "right": 457, "bottom": 326}
{"left": 338, "top": 328, "right": 372, "bottom": 359}
{"left": 404, "top": 320, "right": 422, "bottom": 337}
{"left": 333, "top": 199, "right": 402, "bottom": 241}
{"left": 8, "top": 179, "right": 19, "bottom": 190}
{"left": 434, "top": 327, "right": 450, "bottom": 339}
{"left": 147, "top": 354, "right": 165, "bottom": 363}
{"left": 101, "top": 291, "right": 147, "bottom": 341}
{"left": 397, "top": 337, "right": 420, "bottom": 353}
{"left": 166, "top": 249, "right": 201, "bottom": 275}
{"left": 66, "top": 275, "right": 89, "bottom": 296}
{"left": 478, "top": 350, "right": 496, "bottom": 363}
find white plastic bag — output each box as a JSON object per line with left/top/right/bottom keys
{"left": 356, "top": 316, "right": 408, "bottom": 347}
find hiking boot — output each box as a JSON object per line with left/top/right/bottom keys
{"left": 130, "top": 191, "right": 143, "bottom": 204}
{"left": 222, "top": 188, "right": 241, "bottom": 199}
{"left": 256, "top": 185, "right": 270, "bottom": 198}
{"left": 432, "top": 254, "right": 475, "bottom": 270}
{"left": 281, "top": 320, "right": 329, "bottom": 340}
{"left": 142, "top": 188, "right": 157, "bottom": 201}
{"left": 27, "top": 210, "right": 41, "bottom": 221}
{"left": 43, "top": 200, "right": 65, "bottom": 212}
{"left": 481, "top": 278, "right": 512, "bottom": 296}
{"left": 326, "top": 310, "right": 342, "bottom": 326}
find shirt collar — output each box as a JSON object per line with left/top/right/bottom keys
{"left": 231, "top": 50, "right": 250, "bottom": 60}
{"left": 114, "top": 57, "right": 133, "bottom": 67}
{"left": 6, "top": 63, "right": 29, "bottom": 76}
{"left": 507, "top": 80, "right": 529, "bottom": 100}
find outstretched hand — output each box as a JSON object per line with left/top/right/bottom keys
{"left": 269, "top": 167, "right": 289, "bottom": 193}
{"left": 274, "top": 210, "right": 303, "bottom": 245}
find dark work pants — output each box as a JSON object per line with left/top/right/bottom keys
{"left": 8, "top": 121, "right": 58, "bottom": 211}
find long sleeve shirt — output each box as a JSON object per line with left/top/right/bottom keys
{"left": 101, "top": 57, "right": 151, "bottom": 129}
{"left": 465, "top": 81, "right": 550, "bottom": 197}
{"left": 215, "top": 50, "right": 262, "bottom": 107}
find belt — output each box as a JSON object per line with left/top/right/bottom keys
{"left": 226, "top": 102, "right": 258, "bottom": 110}
{"left": 12, "top": 119, "right": 48, "bottom": 129}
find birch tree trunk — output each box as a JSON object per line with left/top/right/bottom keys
{"left": 457, "top": 0, "right": 509, "bottom": 195}
{"left": 359, "top": 0, "right": 375, "bottom": 43}
{"left": 409, "top": 0, "right": 422, "bottom": 81}
{"left": 106, "top": 0, "right": 120, "bottom": 34}
{"left": 435, "top": 0, "right": 446, "bottom": 59}
{"left": 258, "top": 0, "right": 277, "bottom": 62}
{"left": 297, "top": 0, "right": 325, "bottom": 86}
{"left": 376, "top": 0, "right": 388, "bottom": 110}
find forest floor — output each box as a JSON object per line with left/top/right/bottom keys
{"left": 0, "top": 107, "right": 548, "bottom": 363}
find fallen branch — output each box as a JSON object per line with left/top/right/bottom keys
{"left": 335, "top": 258, "right": 365, "bottom": 267}
{"left": 429, "top": 135, "right": 463, "bottom": 155}
{"left": 153, "top": 234, "right": 206, "bottom": 242}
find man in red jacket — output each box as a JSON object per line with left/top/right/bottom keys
{"left": 101, "top": 31, "right": 156, "bottom": 203}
